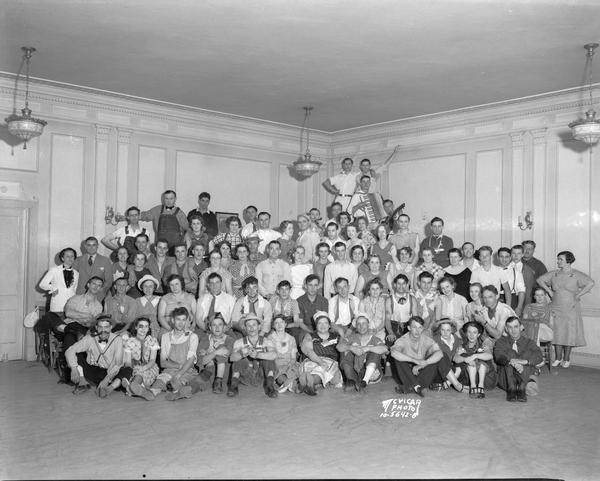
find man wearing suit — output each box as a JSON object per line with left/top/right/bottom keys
{"left": 145, "top": 239, "right": 175, "bottom": 295}
{"left": 494, "top": 316, "right": 543, "bottom": 402}
{"left": 73, "top": 237, "right": 113, "bottom": 301}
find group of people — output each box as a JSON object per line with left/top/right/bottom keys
{"left": 36, "top": 156, "right": 595, "bottom": 404}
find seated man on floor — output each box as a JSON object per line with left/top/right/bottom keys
{"left": 191, "top": 313, "right": 234, "bottom": 394}
{"left": 65, "top": 315, "right": 128, "bottom": 397}
{"left": 390, "top": 315, "right": 465, "bottom": 397}
{"left": 227, "top": 314, "right": 278, "bottom": 399}
{"left": 149, "top": 307, "right": 199, "bottom": 401}
{"left": 493, "top": 316, "right": 543, "bottom": 403}
{"left": 337, "top": 314, "right": 388, "bottom": 393}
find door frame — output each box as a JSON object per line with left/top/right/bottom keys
{"left": 0, "top": 198, "right": 38, "bottom": 360}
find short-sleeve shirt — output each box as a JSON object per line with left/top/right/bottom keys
{"left": 470, "top": 265, "right": 509, "bottom": 292}
{"left": 329, "top": 171, "right": 358, "bottom": 196}
{"left": 392, "top": 333, "right": 438, "bottom": 361}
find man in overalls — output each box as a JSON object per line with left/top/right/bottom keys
{"left": 141, "top": 190, "right": 188, "bottom": 256}
{"left": 101, "top": 206, "right": 148, "bottom": 262}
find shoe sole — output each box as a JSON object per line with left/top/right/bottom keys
{"left": 130, "top": 383, "right": 155, "bottom": 401}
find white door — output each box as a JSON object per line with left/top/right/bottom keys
{"left": 0, "top": 205, "right": 28, "bottom": 359}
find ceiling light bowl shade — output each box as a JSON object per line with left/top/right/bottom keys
{"left": 569, "top": 43, "right": 600, "bottom": 146}
{"left": 6, "top": 107, "right": 47, "bottom": 145}
{"left": 569, "top": 109, "right": 600, "bottom": 145}
{"left": 5, "top": 47, "right": 47, "bottom": 149}
{"left": 293, "top": 153, "right": 322, "bottom": 177}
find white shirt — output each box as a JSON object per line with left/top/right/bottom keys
{"left": 329, "top": 171, "right": 358, "bottom": 196}
{"left": 197, "top": 292, "right": 236, "bottom": 326}
{"left": 328, "top": 294, "right": 360, "bottom": 326}
{"left": 500, "top": 265, "right": 525, "bottom": 294}
{"left": 256, "top": 229, "right": 282, "bottom": 254}
{"left": 460, "top": 258, "right": 480, "bottom": 269}
{"left": 111, "top": 225, "right": 151, "bottom": 245}
{"left": 470, "top": 264, "right": 509, "bottom": 292}
{"left": 241, "top": 222, "right": 257, "bottom": 239}
{"left": 323, "top": 261, "right": 358, "bottom": 299}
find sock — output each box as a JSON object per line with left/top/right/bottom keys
{"left": 363, "top": 364, "right": 376, "bottom": 383}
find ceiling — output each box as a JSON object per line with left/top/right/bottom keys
{"left": 1, "top": 0, "right": 599, "bottom": 131}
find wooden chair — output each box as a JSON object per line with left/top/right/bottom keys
{"left": 521, "top": 319, "right": 554, "bottom": 373}
{"left": 48, "top": 332, "right": 63, "bottom": 372}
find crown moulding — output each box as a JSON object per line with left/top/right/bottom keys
{"left": 0, "top": 76, "right": 596, "bottom": 155}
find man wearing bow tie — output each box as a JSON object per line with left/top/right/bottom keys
{"left": 419, "top": 217, "right": 454, "bottom": 268}
{"left": 141, "top": 190, "right": 189, "bottom": 256}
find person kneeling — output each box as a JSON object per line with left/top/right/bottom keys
{"left": 390, "top": 316, "right": 465, "bottom": 397}
{"left": 65, "top": 315, "right": 129, "bottom": 397}
{"left": 338, "top": 314, "right": 388, "bottom": 393}
{"left": 149, "top": 307, "right": 199, "bottom": 401}
{"left": 454, "top": 321, "right": 497, "bottom": 399}
{"left": 192, "top": 313, "right": 234, "bottom": 394}
{"left": 228, "top": 314, "right": 278, "bottom": 398}
{"left": 493, "top": 316, "right": 543, "bottom": 402}
{"left": 298, "top": 312, "right": 343, "bottom": 396}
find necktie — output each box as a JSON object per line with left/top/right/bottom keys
{"left": 88, "top": 256, "right": 93, "bottom": 267}
{"left": 512, "top": 340, "right": 519, "bottom": 354}
{"left": 208, "top": 295, "right": 216, "bottom": 320}
{"left": 249, "top": 298, "right": 257, "bottom": 314}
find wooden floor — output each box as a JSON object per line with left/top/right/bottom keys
{"left": 1, "top": 360, "right": 600, "bottom": 480}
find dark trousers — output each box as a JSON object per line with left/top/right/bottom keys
{"left": 340, "top": 351, "right": 382, "bottom": 382}
{"left": 63, "top": 323, "right": 89, "bottom": 351}
{"left": 231, "top": 357, "right": 276, "bottom": 387}
{"left": 393, "top": 355, "right": 452, "bottom": 391}
{"left": 497, "top": 364, "right": 536, "bottom": 392}
{"left": 78, "top": 352, "right": 132, "bottom": 386}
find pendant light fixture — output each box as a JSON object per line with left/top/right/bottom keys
{"left": 5, "top": 47, "right": 47, "bottom": 149}
{"left": 293, "top": 106, "right": 322, "bottom": 177}
{"left": 569, "top": 43, "right": 600, "bottom": 145}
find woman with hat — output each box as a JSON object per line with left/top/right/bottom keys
{"left": 133, "top": 275, "right": 161, "bottom": 340}
{"left": 454, "top": 320, "right": 497, "bottom": 399}
{"left": 299, "top": 312, "right": 342, "bottom": 396}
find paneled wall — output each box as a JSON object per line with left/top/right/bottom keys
{"left": 0, "top": 79, "right": 329, "bottom": 359}
{"left": 330, "top": 90, "right": 600, "bottom": 367}
{"left": 1, "top": 78, "right": 598, "bottom": 366}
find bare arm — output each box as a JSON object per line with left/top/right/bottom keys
{"left": 322, "top": 178, "right": 340, "bottom": 196}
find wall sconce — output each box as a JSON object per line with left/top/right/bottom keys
{"left": 105, "top": 206, "right": 126, "bottom": 225}
{"left": 517, "top": 211, "right": 533, "bottom": 230}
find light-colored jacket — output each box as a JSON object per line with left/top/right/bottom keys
{"left": 39, "top": 265, "right": 79, "bottom": 313}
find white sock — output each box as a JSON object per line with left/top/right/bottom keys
{"left": 363, "top": 364, "right": 376, "bottom": 383}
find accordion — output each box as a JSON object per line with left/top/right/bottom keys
{"left": 358, "top": 193, "right": 386, "bottom": 226}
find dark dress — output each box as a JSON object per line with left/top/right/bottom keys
{"left": 444, "top": 267, "right": 471, "bottom": 299}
